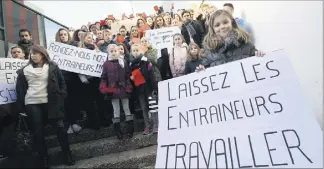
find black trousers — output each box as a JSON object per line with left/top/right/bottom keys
{"left": 25, "top": 104, "right": 71, "bottom": 157}
{"left": 79, "top": 79, "right": 100, "bottom": 129}
{"left": 0, "top": 114, "right": 15, "bottom": 156}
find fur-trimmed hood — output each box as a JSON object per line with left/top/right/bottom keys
{"left": 215, "top": 30, "right": 246, "bottom": 54}
{"left": 202, "top": 30, "right": 256, "bottom": 68}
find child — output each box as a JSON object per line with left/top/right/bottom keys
{"left": 184, "top": 43, "right": 203, "bottom": 74}
{"left": 95, "top": 30, "right": 104, "bottom": 46}
{"left": 129, "top": 44, "right": 158, "bottom": 135}
{"left": 99, "top": 44, "right": 134, "bottom": 139}
{"left": 141, "top": 37, "right": 161, "bottom": 134}
{"left": 117, "top": 43, "right": 131, "bottom": 64}
{"left": 169, "top": 33, "right": 188, "bottom": 77}
{"left": 99, "top": 29, "right": 116, "bottom": 53}
{"left": 199, "top": 10, "right": 265, "bottom": 70}
{"left": 116, "top": 25, "right": 131, "bottom": 51}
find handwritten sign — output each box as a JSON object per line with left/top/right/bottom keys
{"left": 155, "top": 50, "right": 323, "bottom": 168}
{"left": 0, "top": 58, "right": 28, "bottom": 105}
{"left": 47, "top": 41, "right": 107, "bottom": 77}
{"left": 145, "top": 26, "right": 181, "bottom": 50}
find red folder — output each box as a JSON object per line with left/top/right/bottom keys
{"left": 132, "top": 69, "right": 146, "bottom": 86}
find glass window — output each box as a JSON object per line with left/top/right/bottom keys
{"left": 0, "top": 29, "right": 4, "bottom": 40}
{"left": 4, "top": 1, "right": 40, "bottom": 44}
{"left": 0, "top": 1, "right": 4, "bottom": 27}
{"left": 0, "top": 40, "right": 5, "bottom": 58}
{"left": 44, "top": 18, "right": 64, "bottom": 48}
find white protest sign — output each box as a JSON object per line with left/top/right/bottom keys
{"left": 156, "top": 50, "right": 323, "bottom": 168}
{"left": 0, "top": 84, "right": 18, "bottom": 105}
{"left": 47, "top": 41, "right": 107, "bottom": 77}
{"left": 0, "top": 58, "right": 28, "bottom": 105}
{"left": 145, "top": 26, "right": 181, "bottom": 51}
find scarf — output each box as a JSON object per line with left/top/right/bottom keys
{"left": 216, "top": 30, "right": 244, "bottom": 54}
{"left": 184, "top": 20, "right": 197, "bottom": 40}
{"left": 85, "top": 43, "right": 95, "bottom": 50}
{"left": 108, "top": 55, "right": 124, "bottom": 68}
{"left": 24, "top": 63, "right": 49, "bottom": 78}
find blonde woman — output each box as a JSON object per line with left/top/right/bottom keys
{"left": 77, "top": 32, "right": 102, "bottom": 130}
{"left": 200, "top": 10, "right": 265, "bottom": 70}
{"left": 55, "top": 28, "right": 82, "bottom": 134}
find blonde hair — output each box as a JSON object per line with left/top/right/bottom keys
{"left": 107, "top": 44, "right": 119, "bottom": 56}
{"left": 187, "top": 43, "right": 202, "bottom": 61}
{"left": 173, "top": 33, "right": 185, "bottom": 46}
{"left": 78, "top": 32, "right": 99, "bottom": 50}
{"left": 103, "top": 29, "right": 113, "bottom": 41}
{"left": 131, "top": 44, "right": 141, "bottom": 50}
{"left": 55, "top": 28, "right": 72, "bottom": 44}
{"left": 108, "top": 44, "right": 118, "bottom": 51}
{"left": 203, "top": 9, "right": 250, "bottom": 50}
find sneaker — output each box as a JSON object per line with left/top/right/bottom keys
{"left": 67, "top": 125, "right": 74, "bottom": 134}
{"left": 72, "top": 124, "right": 82, "bottom": 133}
{"left": 142, "top": 127, "right": 150, "bottom": 135}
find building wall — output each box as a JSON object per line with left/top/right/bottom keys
{"left": 4, "top": 0, "right": 40, "bottom": 45}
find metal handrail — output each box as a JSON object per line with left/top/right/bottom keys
{"left": 11, "top": 0, "right": 69, "bottom": 29}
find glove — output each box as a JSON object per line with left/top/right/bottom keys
{"left": 141, "top": 56, "right": 148, "bottom": 61}
{"left": 126, "top": 88, "right": 132, "bottom": 93}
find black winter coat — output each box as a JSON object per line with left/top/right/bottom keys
{"left": 16, "top": 62, "right": 67, "bottom": 120}
{"left": 202, "top": 32, "right": 257, "bottom": 68}
{"left": 181, "top": 20, "right": 205, "bottom": 48}
{"left": 184, "top": 59, "right": 203, "bottom": 75}
{"left": 130, "top": 55, "right": 156, "bottom": 96}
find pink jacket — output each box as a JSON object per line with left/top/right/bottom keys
{"left": 169, "top": 43, "right": 188, "bottom": 77}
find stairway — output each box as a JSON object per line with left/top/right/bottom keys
{"left": 0, "top": 119, "right": 158, "bottom": 168}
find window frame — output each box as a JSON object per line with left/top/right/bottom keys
{"left": 1, "top": 0, "right": 69, "bottom": 57}
{"left": 1, "top": 0, "right": 8, "bottom": 57}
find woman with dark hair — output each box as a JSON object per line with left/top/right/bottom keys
{"left": 153, "top": 15, "right": 166, "bottom": 29}
{"left": 117, "top": 43, "right": 131, "bottom": 64}
{"left": 70, "top": 29, "right": 85, "bottom": 47}
{"left": 146, "top": 16, "right": 154, "bottom": 29}
{"left": 15, "top": 45, "right": 75, "bottom": 168}
{"left": 136, "top": 18, "right": 151, "bottom": 38}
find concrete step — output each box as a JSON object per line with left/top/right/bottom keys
{"left": 51, "top": 145, "right": 157, "bottom": 169}
{"left": 140, "top": 164, "right": 155, "bottom": 169}
{"left": 48, "top": 133, "right": 157, "bottom": 166}
{"left": 46, "top": 120, "right": 145, "bottom": 148}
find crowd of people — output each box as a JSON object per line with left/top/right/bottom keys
{"left": 0, "top": 2, "right": 265, "bottom": 168}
